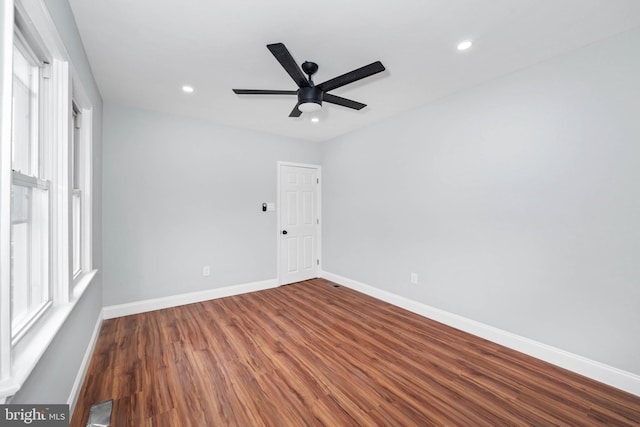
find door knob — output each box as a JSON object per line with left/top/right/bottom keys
{"left": 282, "top": 230, "right": 288, "bottom": 235}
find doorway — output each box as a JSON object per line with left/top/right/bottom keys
{"left": 277, "top": 162, "right": 321, "bottom": 285}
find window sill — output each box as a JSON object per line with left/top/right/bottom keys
{"left": 0, "top": 269, "right": 98, "bottom": 402}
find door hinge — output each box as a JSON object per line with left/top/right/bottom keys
{"left": 317, "top": 178, "right": 319, "bottom": 184}
{"left": 317, "top": 259, "right": 320, "bottom": 265}
{"left": 316, "top": 218, "right": 319, "bottom": 224}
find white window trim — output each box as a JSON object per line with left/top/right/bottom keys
{"left": 71, "top": 79, "right": 93, "bottom": 297}
{"left": 9, "top": 173, "right": 52, "bottom": 346}
{"left": 11, "top": 171, "right": 48, "bottom": 189}
{"left": 0, "top": 1, "right": 16, "bottom": 401}
{"left": 0, "top": 0, "right": 97, "bottom": 403}
{"left": 49, "top": 57, "right": 72, "bottom": 305}
{"left": 12, "top": 27, "right": 42, "bottom": 178}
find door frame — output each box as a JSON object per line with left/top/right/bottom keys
{"left": 276, "top": 161, "right": 322, "bottom": 285}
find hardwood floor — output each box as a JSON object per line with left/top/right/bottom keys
{"left": 71, "top": 279, "right": 640, "bottom": 426}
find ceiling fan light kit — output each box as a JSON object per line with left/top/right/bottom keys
{"left": 297, "top": 86, "right": 323, "bottom": 112}
{"left": 233, "top": 43, "right": 385, "bottom": 117}
{"left": 298, "top": 101, "right": 322, "bottom": 113}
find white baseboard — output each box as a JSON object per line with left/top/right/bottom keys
{"left": 103, "top": 279, "right": 279, "bottom": 319}
{"left": 67, "top": 308, "right": 103, "bottom": 413}
{"left": 321, "top": 271, "right": 640, "bottom": 397}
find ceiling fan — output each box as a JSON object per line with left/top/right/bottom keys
{"left": 232, "top": 43, "right": 386, "bottom": 117}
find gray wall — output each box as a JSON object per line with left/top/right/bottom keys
{"left": 322, "top": 28, "right": 640, "bottom": 375}
{"left": 11, "top": 0, "right": 103, "bottom": 404}
{"left": 102, "top": 105, "right": 321, "bottom": 306}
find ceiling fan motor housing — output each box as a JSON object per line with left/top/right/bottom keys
{"left": 298, "top": 86, "right": 323, "bottom": 107}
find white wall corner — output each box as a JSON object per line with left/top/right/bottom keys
{"left": 67, "top": 308, "right": 103, "bottom": 414}
{"left": 103, "top": 279, "right": 279, "bottom": 319}
{"left": 321, "top": 271, "right": 640, "bottom": 397}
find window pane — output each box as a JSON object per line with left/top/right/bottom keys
{"left": 10, "top": 186, "right": 30, "bottom": 326}
{"left": 72, "top": 110, "right": 81, "bottom": 190}
{"left": 12, "top": 45, "right": 39, "bottom": 176}
{"left": 30, "top": 186, "right": 50, "bottom": 305}
{"left": 72, "top": 192, "right": 81, "bottom": 276}
{"left": 10, "top": 184, "right": 50, "bottom": 336}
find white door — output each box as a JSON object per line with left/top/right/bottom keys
{"left": 278, "top": 164, "right": 319, "bottom": 285}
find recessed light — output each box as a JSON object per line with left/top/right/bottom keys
{"left": 457, "top": 40, "right": 473, "bottom": 51}
{"left": 311, "top": 117, "right": 319, "bottom": 123}
{"left": 182, "top": 85, "right": 194, "bottom": 93}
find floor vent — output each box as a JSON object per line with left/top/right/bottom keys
{"left": 333, "top": 284, "right": 340, "bottom": 288}
{"left": 86, "top": 399, "right": 113, "bottom": 427}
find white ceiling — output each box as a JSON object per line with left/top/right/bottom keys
{"left": 68, "top": 0, "right": 640, "bottom": 142}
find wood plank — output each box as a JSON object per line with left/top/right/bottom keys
{"left": 71, "top": 279, "right": 640, "bottom": 426}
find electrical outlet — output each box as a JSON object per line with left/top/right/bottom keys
{"left": 203, "top": 266, "right": 211, "bottom": 277}
{"left": 410, "top": 272, "right": 418, "bottom": 284}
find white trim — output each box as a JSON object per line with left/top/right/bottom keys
{"left": 78, "top": 106, "right": 92, "bottom": 273}
{"left": 49, "top": 58, "right": 71, "bottom": 305}
{"left": 317, "top": 168, "right": 322, "bottom": 275}
{"left": 276, "top": 161, "right": 322, "bottom": 285}
{"left": 71, "top": 270, "right": 96, "bottom": 301}
{"left": 277, "top": 161, "right": 321, "bottom": 170}
{"left": 103, "top": 279, "right": 279, "bottom": 319}
{"left": 67, "top": 307, "right": 102, "bottom": 414}
{"left": 71, "top": 67, "right": 93, "bottom": 280}
{"left": 0, "top": 0, "right": 15, "bottom": 386}
{"left": 1, "top": 0, "right": 98, "bottom": 402}
{"left": 15, "top": 0, "right": 69, "bottom": 61}
{"left": 0, "top": 270, "right": 97, "bottom": 401}
{"left": 11, "top": 171, "right": 50, "bottom": 189}
{"left": 321, "top": 271, "right": 640, "bottom": 397}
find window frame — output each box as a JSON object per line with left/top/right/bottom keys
{"left": 11, "top": 29, "right": 40, "bottom": 177}
{"left": 9, "top": 25, "right": 53, "bottom": 346}
{"left": 9, "top": 177, "right": 52, "bottom": 345}
{"left": 0, "top": 0, "right": 96, "bottom": 403}
{"left": 69, "top": 83, "right": 93, "bottom": 298}
{"left": 71, "top": 103, "right": 81, "bottom": 280}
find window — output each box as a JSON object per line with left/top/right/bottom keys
{"left": 69, "top": 90, "right": 93, "bottom": 295}
{"left": 0, "top": 0, "right": 96, "bottom": 403}
{"left": 71, "top": 104, "right": 81, "bottom": 279}
{"left": 10, "top": 31, "right": 51, "bottom": 343}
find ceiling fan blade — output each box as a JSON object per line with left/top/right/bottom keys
{"left": 323, "top": 93, "right": 367, "bottom": 110}
{"left": 233, "top": 89, "right": 297, "bottom": 95}
{"left": 318, "top": 61, "right": 385, "bottom": 92}
{"left": 267, "top": 43, "right": 310, "bottom": 88}
{"left": 289, "top": 104, "right": 302, "bottom": 117}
